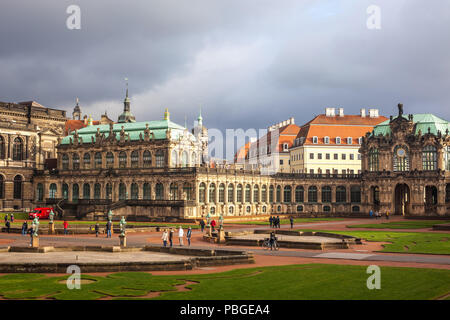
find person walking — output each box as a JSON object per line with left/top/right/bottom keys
{"left": 269, "top": 216, "right": 273, "bottom": 228}
{"left": 211, "top": 219, "right": 216, "bottom": 232}
{"left": 63, "top": 220, "right": 69, "bottom": 235}
{"left": 95, "top": 222, "right": 99, "bottom": 237}
{"left": 28, "top": 226, "right": 34, "bottom": 247}
{"left": 22, "top": 220, "right": 28, "bottom": 236}
{"left": 10, "top": 214, "right": 14, "bottom": 223}
{"left": 5, "top": 220, "right": 10, "bottom": 233}
{"left": 161, "top": 229, "right": 168, "bottom": 247}
{"left": 290, "top": 216, "right": 294, "bottom": 229}
{"left": 186, "top": 227, "right": 192, "bottom": 246}
{"left": 178, "top": 226, "right": 184, "bottom": 246}
{"left": 169, "top": 228, "right": 174, "bottom": 247}
{"left": 386, "top": 211, "right": 390, "bottom": 220}
{"left": 4, "top": 214, "right": 8, "bottom": 224}
{"left": 106, "top": 220, "right": 112, "bottom": 238}
{"left": 276, "top": 216, "right": 281, "bottom": 228}
{"left": 199, "top": 219, "right": 205, "bottom": 232}
{"left": 269, "top": 231, "right": 277, "bottom": 251}
{"left": 369, "top": 210, "right": 373, "bottom": 219}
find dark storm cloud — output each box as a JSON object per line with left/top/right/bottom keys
{"left": 0, "top": 0, "right": 449, "bottom": 137}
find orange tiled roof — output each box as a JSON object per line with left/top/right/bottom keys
{"left": 307, "top": 114, "right": 388, "bottom": 126}
{"left": 234, "top": 141, "right": 251, "bottom": 162}
{"left": 64, "top": 120, "right": 100, "bottom": 136}
{"left": 249, "top": 124, "right": 301, "bottom": 154}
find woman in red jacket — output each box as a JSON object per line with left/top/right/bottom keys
{"left": 63, "top": 220, "right": 69, "bottom": 235}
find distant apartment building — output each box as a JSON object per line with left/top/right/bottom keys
{"left": 290, "top": 108, "right": 387, "bottom": 175}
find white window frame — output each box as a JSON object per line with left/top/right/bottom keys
{"left": 336, "top": 137, "right": 341, "bottom": 144}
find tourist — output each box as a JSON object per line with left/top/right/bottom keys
{"left": 276, "top": 216, "right": 281, "bottom": 228}
{"left": 178, "top": 226, "right": 184, "bottom": 246}
{"left": 28, "top": 225, "right": 34, "bottom": 247}
{"left": 5, "top": 220, "right": 10, "bottom": 233}
{"left": 22, "top": 220, "right": 28, "bottom": 236}
{"left": 269, "top": 216, "right": 273, "bottom": 228}
{"left": 106, "top": 220, "right": 112, "bottom": 238}
{"left": 4, "top": 214, "right": 7, "bottom": 223}
{"left": 211, "top": 219, "right": 216, "bottom": 232}
{"left": 162, "top": 229, "right": 168, "bottom": 247}
{"left": 63, "top": 220, "right": 69, "bottom": 235}
{"left": 290, "top": 216, "right": 294, "bottom": 229}
{"left": 386, "top": 211, "right": 390, "bottom": 220}
{"left": 169, "top": 228, "right": 174, "bottom": 247}
{"left": 369, "top": 210, "right": 373, "bottom": 219}
{"left": 95, "top": 222, "right": 99, "bottom": 237}
{"left": 186, "top": 227, "right": 192, "bottom": 246}
{"left": 199, "top": 219, "right": 205, "bottom": 232}
{"left": 269, "top": 231, "right": 277, "bottom": 251}
{"left": 10, "top": 214, "right": 14, "bottom": 223}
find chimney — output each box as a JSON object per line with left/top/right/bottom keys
{"left": 290, "top": 117, "right": 295, "bottom": 124}
{"left": 83, "top": 115, "right": 88, "bottom": 125}
{"left": 369, "top": 109, "right": 379, "bottom": 118}
{"left": 360, "top": 108, "right": 366, "bottom": 118}
{"left": 325, "top": 108, "right": 336, "bottom": 117}
{"left": 338, "top": 108, "right": 344, "bottom": 117}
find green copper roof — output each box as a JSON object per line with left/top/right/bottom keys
{"left": 61, "top": 119, "right": 193, "bottom": 145}
{"left": 372, "top": 113, "right": 450, "bottom": 137}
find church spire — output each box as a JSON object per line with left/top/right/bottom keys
{"left": 197, "top": 107, "right": 203, "bottom": 126}
{"left": 72, "top": 97, "right": 81, "bottom": 120}
{"left": 164, "top": 108, "right": 170, "bottom": 121}
{"left": 117, "top": 78, "right": 136, "bottom": 123}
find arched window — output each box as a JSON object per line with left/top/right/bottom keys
{"left": 13, "top": 137, "right": 23, "bottom": 161}
{"left": 94, "top": 183, "right": 101, "bottom": 200}
{"left": 261, "top": 185, "right": 267, "bottom": 203}
{"left": 170, "top": 183, "right": 178, "bottom": 200}
{"left": 131, "top": 183, "right": 139, "bottom": 199}
{"left": 95, "top": 152, "right": 103, "bottom": 168}
{"left": 393, "top": 145, "right": 409, "bottom": 171}
{"left": 182, "top": 151, "right": 188, "bottom": 167}
{"left": 62, "top": 183, "right": 69, "bottom": 200}
{"left": 0, "top": 176, "right": 4, "bottom": 199}
{"left": 297, "top": 205, "right": 303, "bottom": 212}
{"left": 171, "top": 150, "right": 178, "bottom": 167}
{"left": 83, "top": 153, "right": 91, "bottom": 169}
{"left": 0, "top": 136, "right": 5, "bottom": 159}
{"left": 183, "top": 183, "right": 192, "bottom": 200}
{"left": 72, "top": 184, "right": 79, "bottom": 202}
{"left": 237, "top": 184, "right": 243, "bottom": 203}
{"left": 210, "top": 207, "right": 216, "bottom": 215}
{"left": 13, "top": 175, "right": 22, "bottom": 199}
{"left": 351, "top": 186, "right": 361, "bottom": 203}
{"left": 143, "top": 183, "right": 151, "bottom": 200}
{"left": 209, "top": 183, "right": 216, "bottom": 203}
{"left": 83, "top": 183, "right": 90, "bottom": 200}
{"left": 143, "top": 151, "right": 152, "bottom": 167}
{"left": 36, "top": 183, "right": 44, "bottom": 201}
{"left": 308, "top": 186, "right": 317, "bottom": 203}
{"left": 283, "top": 186, "right": 291, "bottom": 203}
{"left": 269, "top": 185, "right": 274, "bottom": 203}
{"left": 446, "top": 147, "right": 450, "bottom": 171}
{"left": 295, "top": 186, "right": 304, "bottom": 203}
{"left": 106, "top": 152, "right": 114, "bottom": 168}
{"left": 276, "top": 186, "right": 281, "bottom": 203}
{"left": 229, "top": 206, "right": 234, "bottom": 214}
{"left": 446, "top": 184, "right": 450, "bottom": 203}
{"left": 253, "top": 185, "right": 259, "bottom": 203}
{"left": 62, "top": 154, "right": 69, "bottom": 170}
{"left": 119, "top": 151, "right": 127, "bottom": 168}
{"left": 336, "top": 186, "right": 346, "bottom": 203}
{"left": 119, "top": 183, "right": 127, "bottom": 200}
{"left": 199, "top": 182, "right": 206, "bottom": 203}
{"left": 155, "top": 183, "right": 164, "bottom": 200}
{"left": 218, "top": 183, "right": 225, "bottom": 203}
{"left": 131, "top": 151, "right": 139, "bottom": 168}
{"left": 368, "top": 148, "right": 379, "bottom": 171}
{"left": 191, "top": 152, "right": 197, "bottom": 166}
{"left": 49, "top": 183, "right": 57, "bottom": 199}
{"left": 156, "top": 150, "right": 165, "bottom": 167}
{"left": 227, "top": 184, "right": 234, "bottom": 203}
{"left": 245, "top": 184, "right": 251, "bottom": 203}
{"left": 422, "top": 145, "right": 437, "bottom": 171}
{"left": 323, "top": 205, "right": 331, "bottom": 212}
{"left": 106, "top": 183, "right": 112, "bottom": 200}
{"left": 72, "top": 153, "right": 80, "bottom": 170}
{"left": 322, "top": 186, "right": 332, "bottom": 203}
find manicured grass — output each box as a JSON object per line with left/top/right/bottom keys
{"left": 0, "top": 212, "right": 29, "bottom": 221}
{"left": 299, "top": 229, "right": 450, "bottom": 255}
{"left": 4, "top": 220, "right": 200, "bottom": 229}
{"left": 227, "top": 218, "right": 345, "bottom": 225}
{"left": 0, "top": 264, "right": 449, "bottom": 300}
{"left": 347, "top": 220, "right": 450, "bottom": 230}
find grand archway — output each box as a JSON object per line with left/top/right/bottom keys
{"left": 394, "top": 183, "right": 410, "bottom": 215}
{"left": 371, "top": 186, "right": 380, "bottom": 211}
{"left": 424, "top": 185, "right": 438, "bottom": 214}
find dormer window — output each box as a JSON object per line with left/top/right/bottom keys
{"left": 324, "top": 136, "right": 330, "bottom": 144}
{"left": 312, "top": 136, "right": 318, "bottom": 144}
{"left": 358, "top": 137, "right": 363, "bottom": 145}
{"left": 336, "top": 137, "right": 341, "bottom": 144}
{"left": 283, "top": 143, "right": 289, "bottom": 151}
{"left": 347, "top": 137, "right": 352, "bottom": 145}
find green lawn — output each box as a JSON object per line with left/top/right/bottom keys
{"left": 0, "top": 212, "right": 29, "bottom": 221}
{"left": 299, "top": 229, "right": 450, "bottom": 255}
{"left": 0, "top": 264, "right": 448, "bottom": 300}
{"left": 347, "top": 220, "right": 450, "bottom": 230}
{"left": 227, "top": 218, "right": 345, "bottom": 225}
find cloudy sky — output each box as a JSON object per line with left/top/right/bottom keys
{"left": 1, "top": 0, "right": 449, "bottom": 134}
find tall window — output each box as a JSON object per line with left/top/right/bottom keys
{"left": 72, "top": 184, "right": 79, "bottom": 202}
{"left": 143, "top": 151, "right": 152, "bottom": 167}
{"left": 72, "top": 154, "right": 80, "bottom": 170}
{"left": 276, "top": 186, "right": 281, "bottom": 202}
{"left": 106, "top": 183, "right": 112, "bottom": 200}
{"left": 143, "top": 183, "right": 151, "bottom": 200}
{"left": 191, "top": 152, "right": 197, "bottom": 166}
{"left": 83, "top": 153, "right": 91, "bottom": 169}
{"left": 131, "top": 183, "right": 139, "bottom": 199}
{"left": 322, "top": 186, "right": 332, "bottom": 203}
{"left": 182, "top": 151, "right": 188, "bottom": 167}
{"left": 237, "top": 184, "right": 243, "bottom": 203}
{"left": 13, "top": 137, "right": 23, "bottom": 161}
{"left": 36, "top": 183, "right": 44, "bottom": 201}
{"left": 199, "top": 182, "right": 206, "bottom": 203}
{"left": 351, "top": 186, "right": 361, "bottom": 203}
{"left": 183, "top": 183, "right": 192, "bottom": 200}
{"left": 155, "top": 183, "right": 164, "bottom": 200}
{"left": 308, "top": 186, "right": 317, "bottom": 203}
{"left": 336, "top": 186, "right": 346, "bottom": 203}
{"left": 62, "top": 183, "right": 69, "bottom": 200}
{"left": 368, "top": 148, "right": 379, "bottom": 171}
{"left": 95, "top": 152, "right": 103, "bottom": 168}
{"left": 170, "top": 183, "right": 178, "bottom": 200}
{"left": 422, "top": 145, "right": 437, "bottom": 171}
{"left": 156, "top": 150, "right": 165, "bottom": 167}
{"left": 209, "top": 183, "right": 216, "bottom": 203}
{"left": 119, "top": 183, "right": 127, "bottom": 200}
{"left": 0, "top": 176, "right": 4, "bottom": 199}
{"left": 131, "top": 151, "right": 139, "bottom": 168}
{"left": 62, "top": 154, "right": 69, "bottom": 170}
{"left": 49, "top": 183, "right": 57, "bottom": 199}
{"left": 13, "top": 175, "right": 22, "bottom": 199}
{"left": 119, "top": 151, "right": 127, "bottom": 168}
{"left": 393, "top": 145, "right": 409, "bottom": 171}
{"left": 261, "top": 185, "right": 267, "bottom": 203}
{"left": 245, "top": 184, "right": 251, "bottom": 203}
{"left": 227, "top": 184, "right": 234, "bottom": 203}
{"left": 0, "top": 136, "right": 5, "bottom": 159}
{"left": 253, "top": 185, "right": 259, "bottom": 203}
{"left": 83, "top": 183, "right": 91, "bottom": 199}
{"left": 219, "top": 183, "right": 225, "bottom": 203}
{"left": 171, "top": 150, "right": 178, "bottom": 167}
{"left": 269, "top": 185, "right": 274, "bottom": 203}
{"left": 94, "top": 183, "right": 101, "bottom": 200}
{"left": 283, "top": 186, "right": 291, "bottom": 203}
{"left": 295, "top": 186, "right": 304, "bottom": 203}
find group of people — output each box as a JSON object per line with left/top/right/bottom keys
{"left": 269, "top": 216, "right": 282, "bottom": 228}
{"left": 3, "top": 214, "right": 14, "bottom": 233}
{"left": 161, "top": 226, "right": 192, "bottom": 247}
{"left": 369, "top": 210, "right": 390, "bottom": 220}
